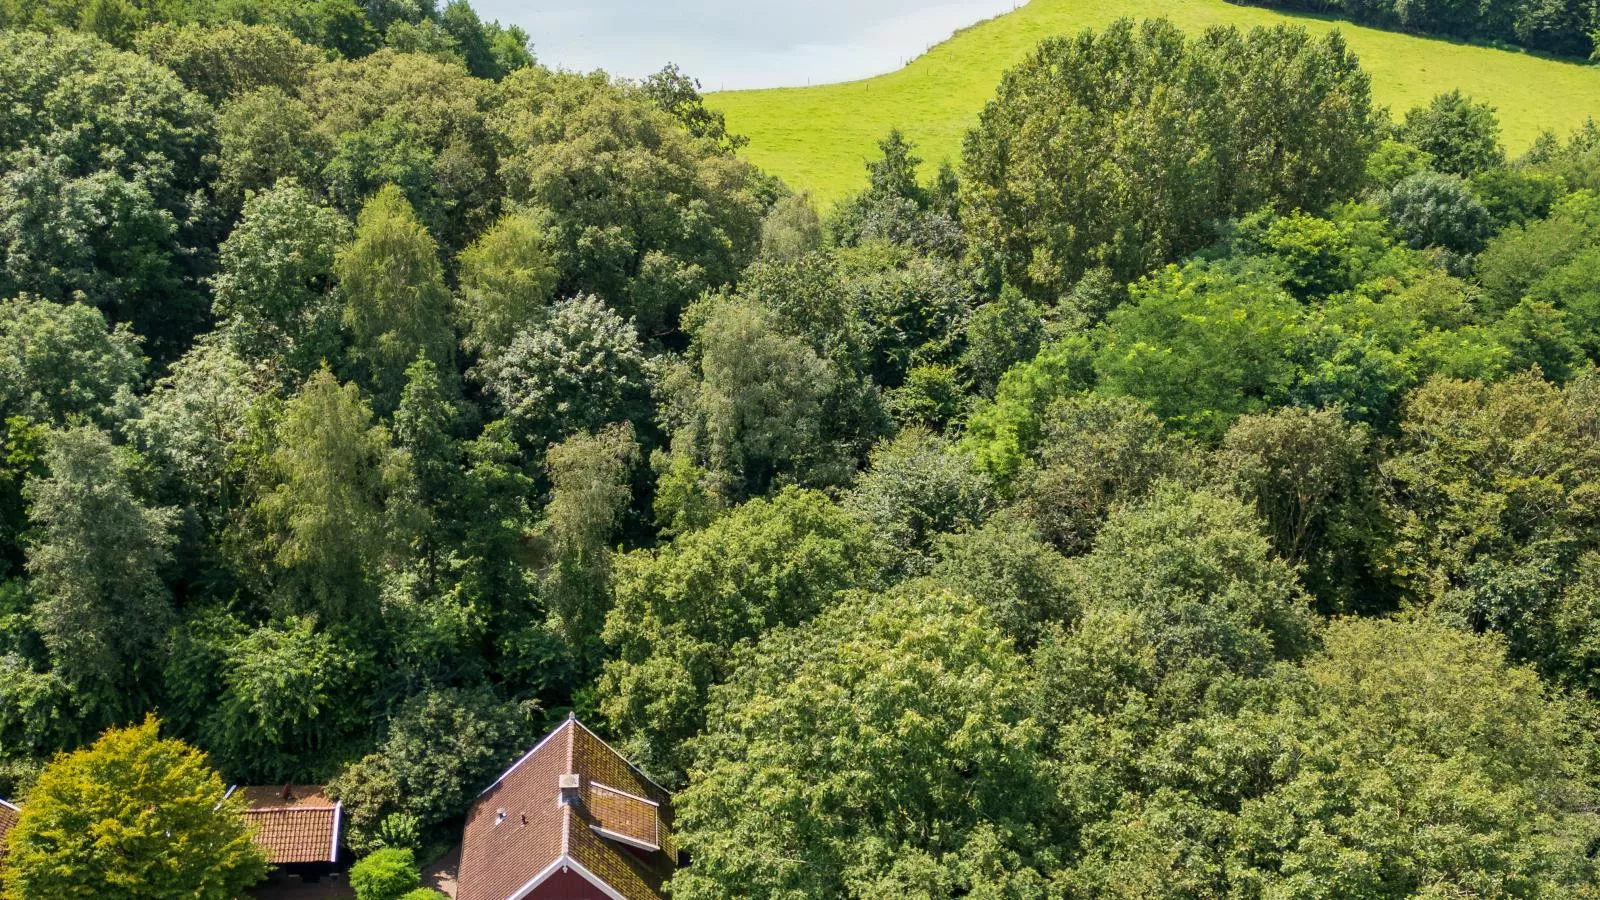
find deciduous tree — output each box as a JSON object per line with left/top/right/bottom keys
{"left": 337, "top": 185, "right": 455, "bottom": 410}
{"left": 2, "top": 717, "right": 266, "bottom": 899}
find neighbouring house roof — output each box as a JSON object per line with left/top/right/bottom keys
{"left": 0, "top": 798, "right": 18, "bottom": 868}
{"left": 458, "top": 716, "right": 676, "bottom": 900}
{"left": 234, "top": 784, "right": 342, "bottom": 865}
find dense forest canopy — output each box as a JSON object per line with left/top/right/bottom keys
{"left": 3, "top": 1, "right": 1600, "bottom": 897}
{"left": 1234, "top": 0, "right": 1600, "bottom": 59}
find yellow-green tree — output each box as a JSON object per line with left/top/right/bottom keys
{"left": 3, "top": 717, "right": 266, "bottom": 899}
{"left": 337, "top": 185, "right": 455, "bottom": 411}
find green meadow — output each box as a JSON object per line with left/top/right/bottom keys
{"left": 710, "top": 0, "right": 1600, "bottom": 206}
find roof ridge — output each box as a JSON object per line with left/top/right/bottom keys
{"left": 569, "top": 717, "right": 671, "bottom": 797}
{"left": 477, "top": 718, "right": 574, "bottom": 797}
{"left": 561, "top": 718, "right": 574, "bottom": 856}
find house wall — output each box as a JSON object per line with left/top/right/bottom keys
{"left": 526, "top": 868, "right": 617, "bottom": 900}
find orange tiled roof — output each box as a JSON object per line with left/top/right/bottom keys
{"left": 237, "top": 785, "right": 341, "bottom": 865}
{"left": 458, "top": 717, "right": 676, "bottom": 900}
{"left": 0, "top": 799, "right": 18, "bottom": 868}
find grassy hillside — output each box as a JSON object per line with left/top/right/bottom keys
{"left": 709, "top": 0, "right": 1600, "bottom": 206}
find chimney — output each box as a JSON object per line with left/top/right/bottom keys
{"left": 281, "top": 784, "right": 293, "bottom": 801}
{"left": 559, "top": 772, "right": 581, "bottom": 805}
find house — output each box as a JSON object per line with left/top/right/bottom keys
{"left": 0, "top": 798, "right": 18, "bottom": 868}
{"left": 458, "top": 715, "right": 676, "bottom": 900}
{"left": 231, "top": 784, "right": 343, "bottom": 871}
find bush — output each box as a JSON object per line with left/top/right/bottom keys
{"left": 1382, "top": 171, "right": 1493, "bottom": 256}
{"left": 350, "top": 847, "right": 420, "bottom": 900}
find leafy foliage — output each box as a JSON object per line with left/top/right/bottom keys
{"left": 599, "top": 488, "right": 879, "bottom": 782}
{"left": 24, "top": 426, "right": 176, "bottom": 723}
{"left": 3, "top": 11, "right": 1600, "bottom": 897}
{"left": 2, "top": 717, "right": 266, "bottom": 899}
{"left": 337, "top": 185, "right": 455, "bottom": 410}
{"left": 963, "top": 18, "right": 1375, "bottom": 296}
{"left": 478, "top": 295, "right": 650, "bottom": 453}
{"left": 672, "top": 584, "right": 1055, "bottom": 900}
{"left": 350, "top": 847, "right": 421, "bottom": 900}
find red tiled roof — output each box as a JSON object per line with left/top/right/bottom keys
{"left": 0, "top": 799, "right": 19, "bottom": 868}
{"left": 238, "top": 785, "right": 341, "bottom": 865}
{"left": 458, "top": 717, "right": 676, "bottom": 900}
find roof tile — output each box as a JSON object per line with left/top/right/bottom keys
{"left": 0, "top": 799, "right": 18, "bottom": 868}
{"left": 458, "top": 718, "right": 676, "bottom": 900}
{"left": 239, "top": 785, "right": 340, "bottom": 865}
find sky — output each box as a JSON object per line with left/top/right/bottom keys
{"left": 467, "top": 0, "right": 1024, "bottom": 91}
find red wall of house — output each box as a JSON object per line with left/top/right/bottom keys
{"left": 526, "top": 868, "right": 616, "bottom": 900}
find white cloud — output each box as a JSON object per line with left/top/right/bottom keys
{"left": 467, "top": 0, "right": 1022, "bottom": 89}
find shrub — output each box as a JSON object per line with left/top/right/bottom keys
{"left": 350, "top": 847, "right": 420, "bottom": 900}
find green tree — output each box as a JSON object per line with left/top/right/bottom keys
{"left": 1471, "top": 165, "right": 1565, "bottom": 230}
{"left": 1382, "top": 371, "right": 1600, "bottom": 604}
{"left": 438, "top": 1, "right": 501, "bottom": 79}
{"left": 0, "top": 650, "right": 71, "bottom": 792}
{"left": 671, "top": 584, "right": 1054, "bottom": 900}
{"left": 1096, "top": 261, "right": 1307, "bottom": 442}
{"left": 2, "top": 717, "right": 266, "bottom": 899}
{"left": 0, "top": 154, "right": 186, "bottom": 346}
{"left": 135, "top": 22, "right": 321, "bottom": 104}
{"left": 337, "top": 184, "right": 456, "bottom": 410}
{"left": 1226, "top": 204, "right": 1399, "bottom": 301}
{"left": 598, "top": 488, "right": 878, "bottom": 782}
{"left": 200, "top": 616, "right": 368, "bottom": 782}
{"left": 829, "top": 130, "right": 960, "bottom": 255}
{"left": 1015, "top": 394, "right": 1192, "bottom": 555}
{"left": 270, "top": 0, "right": 379, "bottom": 58}
{"left": 213, "top": 180, "right": 349, "bottom": 375}
{"left": 1233, "top": 618, "right": 1599, "bottom": 896}
{"left": 1365, "top": 138, "right": 1434, "bottom": 191}
{"left": 0, "top": 31, "right": 214, "bottom": 216}
{"left": 0, "top": 298, "right": 143, "bottom": 426}
{"left": 847, "top": 429, "right": 993, "bottom": 577}
{"left": 455, "top": 213, "right": 557, "bottom": 357}
{"left": 330, "top": 687, "right": 534, "bottom": 852}
{"left": 1400, "top": 90, "right": 1506, "bottom": 177}
{"left": 0, "top": 32, "right": 211, "bottom": 349}
{"left": 641, "top": 63, "right": 746, "bottom": 151}
{"left": 885, "top": 363, "right": 965, "bottom": 432}
{"left": 214, "top": 87, "right": 324, "bottom": 207}
{"left": 491, "top": 68, "right": 763, "bottom": 335}
{"left": 1065, "top": 618, "right": 1600, "bottom": 896}
{"left": 349, "top": 847, "right": 420, "bottom": 900}
{"left": 1476, "top": 191, "right": 1600, "bottom": 357}
{"left": 1218, "top": 406, "right": 1384, "bottom": 613}
{"left": 543, "top": 423, "right": 640, "bottom": 655}
{"left": 962, "top": 19, "right": 1374, "bottom": 297}
{"left": 758, "top": 193, "right": 823, "bottom": 263}
{"left": 24, "top": 426, "right": 176, "bottom": 720}
{"left": 1382, "top": 371, "right": 1600, "bottom": 690}
{"left": 0, "top": 417, "right": 45, "bottom": 578}
{"left": 246, "top": 369, "right": 420, "bottom": 624}
{"left": 1381, "top": 171, "right": 1493, "bottom": 257}
{"left": 960, "top": 337, "right": 1097, "bottom": 489}
{"left": 1035, "top": 486, "right": 1316, "bottom": 743}
{"left": 963, "top": 287, "right": 1044, "bottom": 396}
{"left": 1493, "top": 297, "right": 1585, "bottom": 381}
{"left": 665, "top": 297, "right": 846, "bottom": 498}
{"left": 451, "top": 420, "right": 539, "bottom": 634}
{"left": 132, "top": 336, "right": 268, "bottom": 542}
{"left": 478, "top": 295, "right": 650, "bottom": 452}
{"left": 1082, "top": 484, "right": 1315, "bottom": 662}
{"left": 307, "top": 49, "right": 498, "bottom": 251}
{"left": 930, "top": 513, "right": 1076, "bottom": 649}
